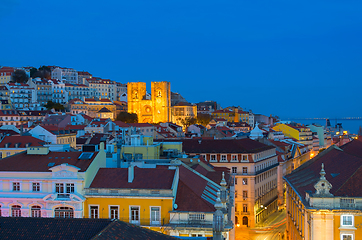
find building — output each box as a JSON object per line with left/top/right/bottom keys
{"left": 273, "top": 123, "right": 313, "bottom": 147}
{"left": 0, "top": 67, "right": 14, "bottom": 84}
{"left": 77, "top": 71, "right": 92, "bottom": 84}
{"left": 28, "top": 78, "right": 53, "bottom": 106}
{"left": 28, "top": 125, "right": 77, "bottom": 148}
{"left": 127, "top": 82, "right": 171, "bottom": 123}
{"left": 49, "top": 79, "right": 68, "bottom": 104}
{"left": 0, "top": 217, "right": 178, "bottom": 240}
{"left": 87, "top": 78, "right": 116, "bottom": 101}
{"left": 51, "top": 67, "right": 78, "bottom": 84}
{"left": 83, "top": 98, "right": 116, "bottom": 120}
{"left": 0, "top": 85, "right": 10, "bottom": 101}
{"left": 0, "top": 135, "right": 46, "bottom": 158}
{"left": 116, "top": 82, "right": 127, "bottom": 101}
{"left": 84, "top": 166, "right": 177, "bottom": 232}
{"left": 284, "top": 140, "right": 362, "bottom": 240}
{"left": 0, "top": 144, "right": 106, "bottom": 218}
{"left": 307, "top": 124, "right": 332, "bottom": 149}
{"left": 171, "top": 102, "right": 197, "bottom": 129}
{"left": 42, "top": 113, "right": 72, "bottom": 128}
{"left": 158, "top": 138, "right": 279, "bottom": 228}
{"left": 196, "top": 101, "right": 219, "bottom": 114}
{"left": 7, "top": 83, "right": 36, "bottom": 109}
{"left": 68, "top": 98, "right": 89, "bottom": 115}
{"left": 65, "top": 83, "right": 91, "bottom": 101}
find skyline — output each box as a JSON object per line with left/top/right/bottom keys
{"left": 1, "top": 0, "right": 362, "bottom": 119}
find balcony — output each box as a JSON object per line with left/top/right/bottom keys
{"left": 55, "top": 193, "right": 71, "bottom": 200}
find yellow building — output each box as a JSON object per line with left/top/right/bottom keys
{"left": 171, "top": 102, "right": 197, "bottom": 130}
{"left": 127, "top": 82, "right": 171, "bottom": 123}
{"left": 0, "top": 67, "right": 14, "bottom": 84}
{"left": 0, "top": 135, "right": 46, "bottom": 158}
{"left": 84, "top": 165, "right": 178, "bottom": 233}
{"left": 273, "top": 123, "right": 313, "bottom": 147}
{"left": 120, "top": 134, "right": 182, "bottom": 160}
{"left": 284, "top": 142, "right": 362, "bottom": 240}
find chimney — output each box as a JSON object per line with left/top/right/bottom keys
{"left": 128, "top": 165, "right": 134, "bottom": 183}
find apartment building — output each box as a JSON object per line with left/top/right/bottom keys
{"left": 28, "top": 78, "right": 52, "bottom": 106}
{"left": 0, "top": 67, "right": 14, "bottom": 84}
{"left": 87, "top": 78, "right": 117, "bottom": 101}
{"left": 162, "top": 138, "right": 279, "bottom": 228}
{"left": 51, "top": 67, "right": 78, "bottom": 84}
{"left": 6, "top": 83, "right": 36, "bottom": 109}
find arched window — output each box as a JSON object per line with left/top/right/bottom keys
{"left": 54, "top": 207, "right": 74, "bottom": 218}
{"left": 12, "top": 205, "right": 21, "bottom": 217}
{"left": 31, "top": 205, "right": 41, "bottom": 217}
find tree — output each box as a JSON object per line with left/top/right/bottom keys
{"left": 29, "top": 67, "right": 38, "bottom": 78}
{"left": 180, "top": 117, "right": 197, "bottom": 130}
{"left": 32, "top": 66, "right": 51, "bottom": 79}
{"left": 116, "top": 112, "right": 138, "bottom": 123}
{"left": 196, "top": 113, "right": 212, "bottom": 126}
{"left": 11, "top": 69, "right": 29, "bottom": 83}
{"left": 44, "top": 101, "right": 64, "bottom": 111}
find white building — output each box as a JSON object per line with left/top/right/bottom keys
{"left": 51, "top": 67, "right": 78, "bottom": 84}
{"left": 87, "top": 79, "right": 117, "bottom": 101}
{"left": 49, "top": 79, "right": 68, "bottom": 104}
{"left": 7, "top": 83, "right": 37, "bottom": 109}
{"left": 0, "top": 144, "right": 106, "bottom": 218}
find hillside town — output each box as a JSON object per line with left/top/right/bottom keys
{"left": 0, "top": 65, "right": 360, "bottom": 240}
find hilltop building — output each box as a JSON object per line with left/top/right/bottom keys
{"left": 127, "top": 82, "right": 171, "bottom": 123}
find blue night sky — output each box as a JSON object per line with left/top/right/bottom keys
{"left": 1, "top": 0, "right": 361, "bottom": 119}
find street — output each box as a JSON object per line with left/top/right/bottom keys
{"left": 235, "top": 209, "right": 286, "bottom": 240}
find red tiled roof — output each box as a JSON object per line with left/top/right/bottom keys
{"left": 0, "top": 151, "right": 98, "bottom": 172}
{"left": 285, "top": 145, "right": 362, "bottom": 198}
{"left": 0, "top": 136, "right": 46, "bottom": 148}
{"left": 89, "top": 166, "right": 175, "bottom": 189}
{"left": 164, "top": 138, "right": 274, "bottom": 154}
{"left": 113, "top": 121, "right": 130, "bottom": 128}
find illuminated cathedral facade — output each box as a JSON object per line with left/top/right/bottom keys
{"left": 127, "top": 81, "right": 171, "bottom": 123}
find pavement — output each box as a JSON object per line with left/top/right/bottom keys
{"left": 234, "top": 209, "right": 286, "bottom": 240}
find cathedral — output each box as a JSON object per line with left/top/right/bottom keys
{"left": 127, "top": 81, "right": 171, "bottom": 123}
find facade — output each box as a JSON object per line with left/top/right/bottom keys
{"left": 49, "top": 79, "right": 68, "bottom": 104}
{"left": 87, "top": 78, "right": 117, "bottom": 101}
{"left": 0, "top": 144, "right": 106, "bottom": 218}
{"left": 28, "top": 78, "right": 53, "bottom": 106}
{"left": 83, "top": 98, "right": 116, "bottom": 120}
{"left": 163, "top": 138, "right": 279, "bottom": 228}
{"left": 0, "top": 135, "right": 46, "bottom": 158}
{"left": 127, "top": 82, "right": 171, "bottom": 123}
{"left": 273, "top": 123, "right": 313, "bottom": 147}
{"left": 284, "top": 140, "right": 362, "bottom": 240}
{"left": 68, "top": 98, "right": 89, "bottom": 115}
{"left": 77, "top": 71, "right": 92, "bottom": 84}
{"left": 7, "top": 83, "right": 36, "bottom": 109}
{"left": 171, "top": 102, "right": 197, "bottom": 129}
{"left": 196, "top": 101, "right": 219, "bottom": 114}
{"left": 84, "top": 166, "right": 177, "bottom": 232}
{"left": 28, "top": 125, "right": 77, "bottom": 148}
{"left": 65, "top": 83, "right": 91, "bottom": 101}
{"left": 116, "top": 82, "right": 127, "bottom": 101}
{"left": 51, "top": 67, "right": 78, "bottom": 84}
{"left": 0, "top": 85, "right": 10, "bottom": 101}
{"left": 0, "top": 67, "right": 14, "bottom": 84}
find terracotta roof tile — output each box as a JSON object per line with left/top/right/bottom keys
{"left": 0, "top": 136, "right": 46, "bottom": 148}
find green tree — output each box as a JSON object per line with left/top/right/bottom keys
{"left": 116, "top": 112, "right": 138, "bottom": 123}
{"left": 11, "top": 69, "right": 29, "bottom": 83}
{"left": 44, "top": 101, "right": 64, "bottom": 111}
{"left": 196, "top": 113, "right": 212, "bottom": 126}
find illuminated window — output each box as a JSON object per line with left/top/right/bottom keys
{"left": 341, "top": 234, "right": 353, "bottom": 240}
{"left": 242, "top": 167, "right": 248, "bottom": 174}
{"left": 231, "top": 155, "right": 238, "bottom": 162}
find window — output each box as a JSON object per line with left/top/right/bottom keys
{"left": 232, "top": 167, "right": 237, "bottom": 174}
{"left": 150, "top": 207, "right": 161, "bottom": 225}
{"left": 90, "top": 206, "right": 99, "bottom": 219}
{"left": 6, "top": 152, "right": 11, "bottom": 157}
{"left": 210, "top": 154, "right": 217, "bottom": 162}
{"left": 243, "top": 178, "right": 248, "bottom": 185}
{"left": 56, "top": 183, "right": 64, "bottom": 193}
{"left": 341, "top": 234, "right": 353, "bottom": 240}
{"left": 201, "top": 154, "right": 207, "bottom": 160}
{"left": 12, "top": 205, "right": 21, "bottom": 217}
{"left": 13, "top": 182, "right": 20, "bottom": 191}
{"left": 221, "top": 155, "right": 227, "bottom": 162}
{"left": 66, "top": 183, "right": 75, "bottom": 193}
{"left": 110, "top": 206, "right": 119, "bottom": 219}
{"left": 130, "top": 206, "right": 140, "bottom": 224}
{"left": 242, "top": 167, "right": 248, "bottom": 174}
{"left": 231, "top": 155, "right": 238, "bottom": 162}
{"left": 31, "top": 205, "right": 41, "bottom": 217}
{"left": 243, "top": 191, "right": 248, "bottom": 199}
{"left": 341, "top": 215, "right": 353, "bottom": 226}
{"left": 243, "top": 204, "right": 248, "bottom": 212}
{"left": 32, "top": 182, "right": 40, "bottom": 192}
{"left": 189, "top": 213, "right": 205, "bottom": 221}
{"left": 242, "top": 155, "right": 248, "bottom": 161}
{"left": 55, "top": 207, "right": 74, "bottom": 218}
